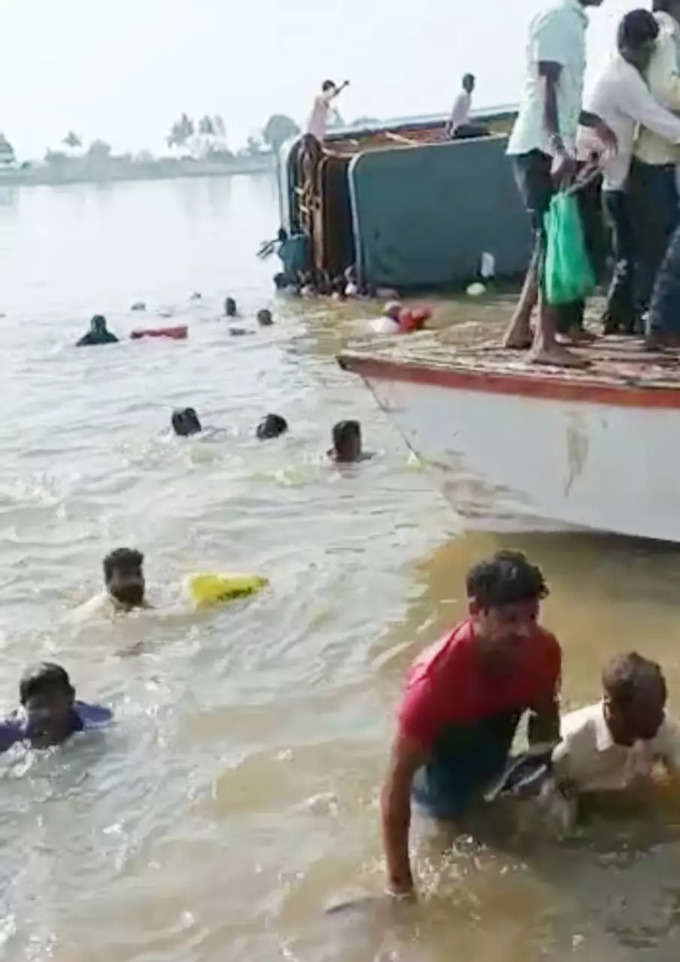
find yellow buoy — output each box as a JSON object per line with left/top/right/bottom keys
{"left": 188, "top": 573, "right": 268, "bottom": 607}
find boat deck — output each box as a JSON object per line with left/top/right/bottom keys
{"left": 339, "top": 318, "right": 680, "bottom": 401}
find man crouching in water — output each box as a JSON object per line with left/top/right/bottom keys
{"left": 73, "top": 547, "right": 149, "bottom": 619}
{"left": 381, "top": 551, "right": 561, "bottom": 898}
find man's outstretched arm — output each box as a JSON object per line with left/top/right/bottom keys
{"left": 381, "top": 732, "right": 427, "bottom": 897}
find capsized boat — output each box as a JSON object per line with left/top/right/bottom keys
{"left": 280, "top": 106, "right": 531, "bottom": 290}
{"left": 339, "top": 320, "right": 680, "bottom": 542}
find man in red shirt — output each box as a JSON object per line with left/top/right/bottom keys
{"left": 381, "top": 550, "right": 561, "bottom": 897}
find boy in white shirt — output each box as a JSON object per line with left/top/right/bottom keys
{"left": 583, "top": 9, "right": 680, "bottom": 334}
{"left": 553, "top": 652, "right": 680, "bottom": 794}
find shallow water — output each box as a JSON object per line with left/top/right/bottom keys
{"left": 2, "top": 174, "right": 680, "bottom": 961}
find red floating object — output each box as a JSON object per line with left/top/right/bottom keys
{"left": 130, "top": 325, "right": 188, "bottom": 340}
{"left": 399, "top": 306, "right": 432, "bottom": 334}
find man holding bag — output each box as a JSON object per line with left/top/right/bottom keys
{"left": 505, "top": 0, "right": 616, "bottom": 367}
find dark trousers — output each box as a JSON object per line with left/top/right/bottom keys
{"left": 602, "top": 190, "right": 637, "bottom": 333}
{"left": 453, "top": 123, "right": 490, "bottom": 140}
{"left": 648, "top": 222, "right": 680, "bottom": 336}
{"left": 629, "top": 159, "right": 679, "bottom": 312}
{"left": 512, "top": 149, "right": 593, "bottom": 333}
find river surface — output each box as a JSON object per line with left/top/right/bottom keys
{"left": 2, "top": 174, "right": 680, "bottom": 961}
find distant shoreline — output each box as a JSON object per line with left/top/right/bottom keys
{"left": 0, "top": 153, "right": 276, "bottom": 188}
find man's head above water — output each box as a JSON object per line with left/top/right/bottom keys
{"left": 172, "top": 407, "right": 202, "bottom": 437}
{"left": 603, "top": 652, "right": 667, "bottom": 745}
{"left": 90, "top": 314, "right": 108, "bottom": 334}
{"left": 103, "top": 547, "right": 145, "bottom": 608}
{"left": 466, "top": 550, "right": 549, "bottom": 652}
{"left": 20, "top": 662, "right": 76, "bottom": 748}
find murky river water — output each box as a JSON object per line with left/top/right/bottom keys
{"left": 2, "top": 174, "right": 680, "bottom": 961}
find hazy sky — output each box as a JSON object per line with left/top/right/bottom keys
{"left": 1, "top": 0, "right": 640, "bottom": 159}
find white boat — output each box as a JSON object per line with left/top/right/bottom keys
{"left": 340, "top": 332, "right": 680, "bottom": 542}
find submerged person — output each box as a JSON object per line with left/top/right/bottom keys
{"left": 256, "top": 413, "right": 288, "bottom": 440}
{"left": 73, "top": 547, "right": 149, "bottom": 619}
{"left": 0, "top": 663, "right": 112, "bottom": 753}
{"left": 553, "top": 652, "right": 680, "bottom": 793}
{"left": 381, "top": 551, "right": 561, "bottom": 897}
{"left": 76, "top": 314, "right": 119, "bottom": 347}
{"left": 370, "top": 301, "right": 403, "bottom": 335}
{"left": 257, "top": 308, "right": 274, "bottom": 327}
{"left": 328, "top": 420, "right": 371, "bottom": 463}
{"left": 582, "top": 9, "right": 680, "bottom": 334}
{"left": 504, "top": 0, "right": 617, "bottom": 366}
{"left": 172, "top": 407, "right": 202, "bottom": 437}
{"left": 224, "top": 297, "right": 238, "bottom": 318}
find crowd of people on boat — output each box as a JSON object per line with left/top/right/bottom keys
{"left": 505, "top": 0, "right": 680, "bottom": 367}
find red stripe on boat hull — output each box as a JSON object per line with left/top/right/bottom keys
{"left": 339, "top": 355, "right": 680, "bottom": 409}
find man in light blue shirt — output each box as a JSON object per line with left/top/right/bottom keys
{"left": 505, "top": 0, "right": 616, "bottom": 367}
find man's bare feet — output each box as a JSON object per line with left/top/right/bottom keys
{"left": 529, "top": 344, "right": 590, "bottom": 368}
{"left": 566, "top": 326, "right": 597, "bottom": 343}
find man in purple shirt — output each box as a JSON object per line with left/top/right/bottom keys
{"left": 0, "top": 663, "right": 111, "bottom": 752}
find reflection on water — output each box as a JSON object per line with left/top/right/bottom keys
{"left": 2, "top": 175, "right": 680, "bottom": 961}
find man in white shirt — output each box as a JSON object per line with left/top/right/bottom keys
{"left": 631, "top": 0, "right": 680, "bottom": 322}
{"left": 504, "top": 0, "right": 616, "bottom": 368}
{"left": 446, "top": 73, "right": 489, "bottom": 140}
{"left": 553, "top": 652, "right": 680, "bottom": 794}
{"left": 582, "top": 9, "right": 680, "bottom": 334}
{"left": 72, "top": 547, "right": 150, "bottom": 620}
{"left": 306, "top": 80, "right": 348, "bottom": 143}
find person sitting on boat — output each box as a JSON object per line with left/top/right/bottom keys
{"left": 552, "top": 652, "right": 680, "bottom": 795}
{"left": 76, "top": 314, "right": 119, "bottom": 346}
{"left": 381, "top": 550, "right": 561, "bottom": 898}
{"left": 172, "top": 407, "right": 202, "bottom": 437}
{"left": 307, "top": 80, "right": 349, "bottom": 143}
{"left": 73, "top": 547, "right": 149, "bottom": 620}
{"left": 446, "top": 73, "right": 489, "bottom": 140}
{"left": 0, "top": 663, "right": 112, "bottom": 753}
{"left": 370, "top": 301, "right": 403, "bottom": 334}
{"left": 329, "top": 420, "right": 370, "bottom": 462}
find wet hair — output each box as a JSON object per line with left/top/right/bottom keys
{"left": 277, "top": 228, "right": 288, "bottom": 243}
{"left": 256, "top": 413, "right": 288, "bottom": 440}
{"left": 602, "top": 652, "right": 667, "bottom": 706}
{"left": 322, "top": 80, "right": 336, "bottom": 92}
{"left": 257, "top": 308, "right": 273, "bottom": 326}
{"left": 617, "top": 8, "right": 659, "bottom": 50}
{"left": 333, "top": 420, "right": 361, "bottom": 449}
{"left": 466, "top": 550, "right": 549, "bottom": 610}
{"left": 172, "top": 407, "right": 202, "bottom": 436}
{"left": 91, "top": 314, "right": 107, "bottom": 329}
{"left": 463, "top": 73, "right": 475, "bottom": 85}
{"left": 103, "top": 548, "right": 144, "bottom": 583}
{"left": 224, "top": 297, "right": 237, "bottom": 317}
{"left": 274, "top": 273, "right": 288, "bottom": 290}
{"left": 20, "top": 663, "right": 74, "bottom": 705}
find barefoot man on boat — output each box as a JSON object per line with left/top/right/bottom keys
{"left": 504, "top": 0, "right": 617, "bottom": 367}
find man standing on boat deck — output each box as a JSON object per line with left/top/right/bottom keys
{"left": 307, "top": 80, "right": 349, "bottom": 143}
{"left": 381, "top": 551, "right": 561, "bottom": 898}
{"left": 504, "top": 0, "right": 617, "bottom": 368}
{"left": 630, "top": 0, "right": 680, "bottom": 324}
{"left": 582, "top": 10, "right": 680, "bottom": 334}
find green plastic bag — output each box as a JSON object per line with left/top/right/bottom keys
{"left": 543, "top": 191, "right": 595, "bottom": 305}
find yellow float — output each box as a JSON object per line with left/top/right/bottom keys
{"left": 188, "top": 573, "right": 268, "bottom": 607}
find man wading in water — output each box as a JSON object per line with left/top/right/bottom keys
{"left": 504, "top": 0, "right": 617, "bottom": 367}
{"left": 381, "top": 551, "right": 562, "bottom": 897}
